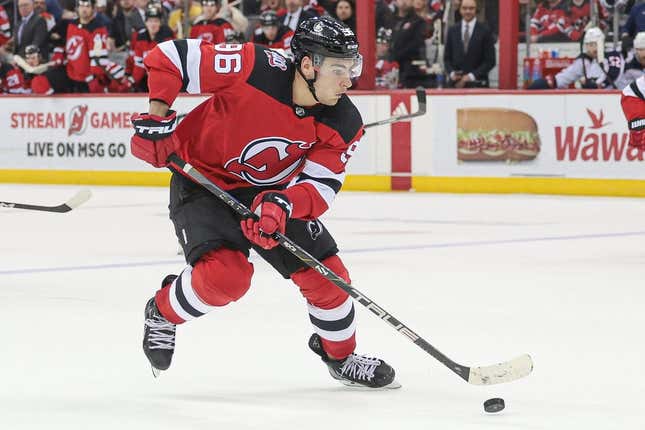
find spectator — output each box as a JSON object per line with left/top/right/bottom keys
{"left": 558, "top": 0, "right": 608, "bottom": 42}
{"left": 216, "top": 0, "right": 248, "bottom": 34}
{"left": 375, "top": 0, "right": 395, "bottom": 31}
{"left": 444, "top": 0, "right": 495, "bottom": 88}
{"left": 280, "top": 0, "right": 317, "bottom": 32}
{"left": 622, "top": 0, "right": 645, "bottom": 39}
{"left": 128, "top": 5, "right": 173, "bottom": 91}
{"left": 261, "top": 0, "right": 287, "bottom": 16}
{"left": 375, "top": 27, "right": 399, "bottom": 89}
{"left": 190, "top": 0, "right": 233, "bottom": 43}
{"left": 252, "top": 10, "right": 294, "bottom": 54}
{"left": 14, "top": 0, "right": 49, "bottom": 58}
{"left": 168, "top": 0, "right": 202, "bottom": 38}
{"left": 390, "top": 0, "right": 428, "bottom": 88}
{"left": 617, "top": 31, "right": 645, "bottom": 89}
{"left": 109, "top": 0, "right": 145, "bottom": 51}
{"left": 34, "top": 0, "right": 56, "bottom": 31}
{"left": 530, "top": 0, "right": 568, "bottom": 42}
{"left": 334, "top": 0, "right": 355, "bottom": 32}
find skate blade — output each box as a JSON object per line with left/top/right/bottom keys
{"left": 338, "top": 379, "right": 402, "bottom": 390}
{"left": 151, "top": 366, "right": 162, "bottom": 378}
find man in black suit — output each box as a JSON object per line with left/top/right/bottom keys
{"left": 14, "top": 0, "right": 49, "bottom": 58}
{"left": 443, "top": 0, "right": 495, "bottom": 88}
{"left": 281, "top": 0, "right": 318, "bottom": 32}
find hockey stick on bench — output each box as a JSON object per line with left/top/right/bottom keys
{"left": 0, "top": 189, "right": 92, "bottom": 213}
{"left": 167, "top": 153, "right": 533, "bottom": 385}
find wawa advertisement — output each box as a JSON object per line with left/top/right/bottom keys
{"left": 426, "top": 93, "right": 643, "bottom": 179}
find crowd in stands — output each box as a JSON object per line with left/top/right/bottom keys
{"left": 0, "top": 0, "right": 643, "bottom": 94}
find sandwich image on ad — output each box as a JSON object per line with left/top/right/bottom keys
{"left": 457, "top": 108, "right": 541, "bottom": 161}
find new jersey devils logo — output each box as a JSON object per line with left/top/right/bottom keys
{"left": 66, "top": 35, "right": 84, "bottom": 61}
{"left": 68, "top": 105, "right": 89, "bottom": 136}
{"left": 198, "top": 32, "right": 214, "bottom": 42}
{"left": 225, "top": 137, "right": 315, "bottom": 185}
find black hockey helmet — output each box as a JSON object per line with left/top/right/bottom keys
{"left": 291, "top": 15, "right": 359, "bottom": 64}
{"left": 376, "top": 27, "right": 392, "bottom": 44}
{"left": 145, "top": 3, "right": 162, "bottom": 19}
{"left": 260, "top": 10, "right": 279, "bottom": 27}
{"left": 25, "top": 45, "right": 41, "bottom": 56}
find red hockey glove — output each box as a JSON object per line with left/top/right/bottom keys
{"left": 130, "top": 110, "right": 178, "bottom": 168}
{"left": 241, "top": 192, "right": 293, "bottom": 250}
{"left": 629, "top": 128, "right": 645, "bottom": 149}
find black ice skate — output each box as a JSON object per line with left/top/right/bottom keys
{"left": 308, "top": 333, "right": 401, "bottom": 389}
{"left": 142, "top": 275, "right": 178, "bottom": 377}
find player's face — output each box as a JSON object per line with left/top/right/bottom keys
{"left": 314, "top": 57, "right": 358, "bottom": 105}
{"left": 146, "top": 17, "right": 161, "bottom": 34}
{"left": 262, "top": 25, "right": 278, "bottom": 41}
{"left": 376, "top": 41, "right": 389, "bottom": 58}
{"left": 584, "top": 41, "right": 598, "bottom": 58}
{"left": 202, "top": 3, "right": 218, "bottom": 18}
{"left": 636, "top": 48, "right": 645, "bottom": 65}
{"left": 77, "top": 3, "right": 93, "bottom": 20}
{"left": 26, "top": 53, "right": 40, "bottom": 67}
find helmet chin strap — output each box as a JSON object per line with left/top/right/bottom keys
{"left": 297, "top": 65, "right": 320, "bottom": 103}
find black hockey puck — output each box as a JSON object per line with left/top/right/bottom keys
{"left": 483, "top": 398, "right": 505, "bottom": 413}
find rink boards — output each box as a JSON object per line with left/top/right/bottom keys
{"left": 1, "top": 89, "right": 642, "bottom": 197}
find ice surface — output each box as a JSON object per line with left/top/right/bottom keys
{"left": 1, "top": 184, "right": 644, "bottom": 429}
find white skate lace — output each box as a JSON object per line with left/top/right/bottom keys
{"left": 339, "top": 354, "right": 381, "bottom": 381}
{"left": 145, "top": 315, "right": 176, "bottom": 350}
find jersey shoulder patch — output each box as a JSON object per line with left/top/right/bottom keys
{"left": 246, "top": 44, "right": 293, "bottom": 106}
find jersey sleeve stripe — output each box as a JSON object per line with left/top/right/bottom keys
{"left": 172, "top": 40, "right": 190, "bottom": 91}
{"left": 289, "top": 160, "right": 345, "bottom": 208}
{"left": 629, "top": 78, "right": 645, "bottom": 100}
{"left": 185, "top": 39, "right": 202, "bottom": 93}
{"left": 158, "top": 40, "right": 185, "bottom": 80}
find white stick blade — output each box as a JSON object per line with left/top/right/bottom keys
{"left": 467, "top": 354, "right": 533, "bottom": 385}
{"left": 65, "top": 189, "right": 92, "bottom": 209}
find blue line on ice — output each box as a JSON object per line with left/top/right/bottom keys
{"left": 2, "top": 230, "right": 644, "bottom": 275}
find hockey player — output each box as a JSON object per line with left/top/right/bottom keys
{"left": 0, "top": 4, "right": 11, "bottom": 48}
{"left": 616, "top": 31, "right": 645, "bottom": 89}
{"left": 189, "top": 0, "right": 233, "bottom": 43}
{"left": 131, "top": 16, "right": 399, "bottom": 389}
{"left": 621, "top": 75, "right": 645, "bottom": 149}
{"left": 529, "top": 27, "right": 620, "bottom": 89}
{"left": 375, "top": 27, "right": 399, "bottom": 89}
{"left": 128, "top": 5, "right": 174, "bottom": 91}
{"left": 251, "top": 10, "right": 294, "bottom": 55}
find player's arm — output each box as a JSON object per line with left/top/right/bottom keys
{"left": 132, "top": 40, "right": 252, "bottom": 167}
{"left": 621, "top": 77, "right": 645, "bottom": 148}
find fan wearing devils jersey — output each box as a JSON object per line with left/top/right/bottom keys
{"left": 621, "top": 76, "right": 645, "bottom": 149}
{"left": 252, "top": 10, "right": 294, "bottom": 55}
{"left": 132, "top": 16, "right": 399, "bottom": 389}
{"left": 56, "top": 0, "right": 109, "bottom": 92}
{"left": 189, "top": 0, "right": 233, "bottom": 44}
{"left": 128, "top": 5, "right": 174, "bottom": 91}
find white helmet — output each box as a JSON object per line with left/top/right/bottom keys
{"left": 583, "top": 27, "right": 605, "bottom": 62}
{"left": 634, "top": 31, "right": 645, "bottom": 50}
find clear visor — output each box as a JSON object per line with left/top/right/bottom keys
{"left": 312, "top": 53, "right": 363, "bottom": 80}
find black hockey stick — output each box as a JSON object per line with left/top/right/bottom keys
{"left": 0, "top": 189, "right": 92, "bottom": 213}
{"left": 363, "top": 87, "right": 427, "bottom": 129}
{"left": 167, "top": 153, "right": 533, "bottom": 385}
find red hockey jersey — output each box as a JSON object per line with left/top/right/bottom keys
{"left": 64, "top": 17, "right": 109, "bottom": 82}
{"left": 0, "top": 5, "right": 10, "bottom": 46}
{"left": 143, "top": 40, "right": 364, "bottom": 219}
{"left": 189, "top": 18, "right": 233, "bottom": 44}
{"left": 0, "top": 63, "right": 28, "bottom": 93}
{"left": 621, "top": 76, "right": 645, "bottom": 149}
{"left": 129, "top": 25, "right": 175, "bottom": 85}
